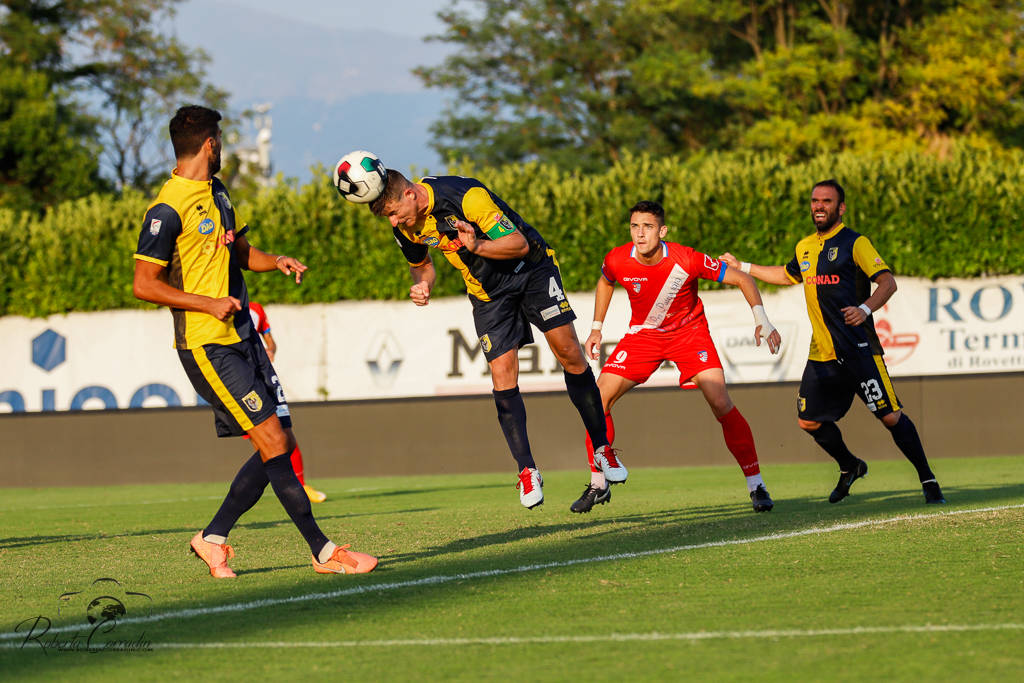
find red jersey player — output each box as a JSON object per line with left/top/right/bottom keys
{"left": 573, "top": 200, "right": 782, "bottom": 514}
{"left": 247, "top": 302, "right": 327, "bottom": 504}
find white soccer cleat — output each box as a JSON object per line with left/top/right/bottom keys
{"left": 516, "top": 467, "right": 544, "bottom": 509}
{"left": 594, "top": 445, "right": 628, "bottom": 484}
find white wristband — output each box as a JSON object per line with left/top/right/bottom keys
{"left": 740, "top": 261, "right": 752, "bottom": 274}
{"left": 858, "top": 303, "right": 872, "bottom": 317}
{"left": 591, "top": 321, "right": 603, "bottom": 331}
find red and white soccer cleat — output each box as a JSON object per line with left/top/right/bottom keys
{"left": 516, "top": 467, "right": 544, "bottom": 509}
{"left": 594, "top": 445, "right": 628, "bottom": 484}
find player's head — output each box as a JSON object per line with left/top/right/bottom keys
{"left": 810, "top": 179, "right": 846, "bottom": 231}
{"left": 370, "top": 169, "right": 419, "bottom": 228}
{"left": 628, "top": 200, "right": 668, "bottom": 257}
{"left": 170, "top": 105, "right": 222, "bottom": 175}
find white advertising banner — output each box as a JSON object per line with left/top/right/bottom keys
{"left": 1, "top": 275, "right": 1021, "bottom": 413}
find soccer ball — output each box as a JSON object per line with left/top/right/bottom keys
{"left": 333, "top": 150, "right": 387, "bottom": 204}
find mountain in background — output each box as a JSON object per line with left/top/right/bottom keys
{"left": 171, "top": 1, "right": 452, "bottom": 180}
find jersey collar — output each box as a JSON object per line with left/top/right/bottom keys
{"left": 170, "top": 169, "right": 213, "bottom": 188}
{"left": 817, "top": 222, "right": 845, "bottom": 241}
{"left": 629, "top": 241, "right": 668, "bottom": 264}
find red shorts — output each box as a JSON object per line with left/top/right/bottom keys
{"left": 600, "top": 323, "right": 722, "bottom": 386}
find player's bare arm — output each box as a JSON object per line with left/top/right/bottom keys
{"left": 409, "top": 259, "right": 436, "bottom": 306}
{"left": 842, "top": 271, "right": 897, "bottom": 326}
{"left": 585, "top": 276, "right": 615, "bottom": 360}
{"left": 132, "top": 259, "right": 241, "bottom": 321}
{"left": 455, "top": 219, "right": 529, "bottom": 260}
{"left": 721, "top": 267, "right": 782, "bottom": 354}
{"left": 719, "top": 252, "right": 794, "bottom": 286}
{"left": 234, "top": 234, "right": 307, "bottom": 284}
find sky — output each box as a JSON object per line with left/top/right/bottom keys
{"left": 171, "top": 0, "right": 458, "bottom": 180}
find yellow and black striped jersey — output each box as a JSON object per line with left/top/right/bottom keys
{"left": 134, "top": 172, "right": 252, "bottom": 349}
{"left": 784, "top": 223, "right": 890, "bottom": 361}
{"left": 393, "top": 176, "right": 553, "bottom": 301}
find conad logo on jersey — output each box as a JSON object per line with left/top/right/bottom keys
{"left": 805, "top": 274, "right": 840, "bottom": 285}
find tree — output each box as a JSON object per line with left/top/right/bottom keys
{"left": 0, "top": 65, "right": 103, "bottom": 211}
{"left": 0, "top": 0, "right": 228, "bottom": 203}
{"left": 418, "top": 0, "right": 1024, "bottom": 166}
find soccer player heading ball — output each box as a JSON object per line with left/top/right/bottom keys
{"left": 367, "top": 166, "right": 613, "bottom": 509}
{"left": 577, "top": 200, "right": 782, "bottom": 514}
{"left": 720, "top": 179, "right": 945, "bottom": 505}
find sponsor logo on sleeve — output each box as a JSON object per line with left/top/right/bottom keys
{"left": 800, "top": 260, "right": 811, "bottom": 272}
{"left": 198, "top": 218, "right": 215, "bottom": 235}
{"left": 149, "top": 219, "right": 162, "bottom": 236}
{"left": 704, "top": 255, "right": 720, "bottom": 270}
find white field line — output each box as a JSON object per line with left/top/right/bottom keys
{"left": 1, "top": 503, "right": 1021, "bottom": 644}
{"left": 125, "top": 622, "right": 1024, "bottom": 649}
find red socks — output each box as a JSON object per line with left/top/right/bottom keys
{"left": 585, "top": 413, "right": 616, "bottom": 473}
{"left": 717, "top": 406, "right": 761, "bottom": 476}
{"left": 290, "top": 445, "right": 306, "bottom": 486}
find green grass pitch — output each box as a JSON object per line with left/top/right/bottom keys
{"left": 1, "top": 456, "right": 1022, "bottom": 681}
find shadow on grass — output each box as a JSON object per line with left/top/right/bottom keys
{"left": 1, "top": 480, "right": 1020, "bottom": 676}
{"left": 0, "top": 507, "right": 438, "bottom": 551}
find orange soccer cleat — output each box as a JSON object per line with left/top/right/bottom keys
{"left": 190, "top": 532, "right": 237, "bottom": 579}
{"left": 312, "top": 544, "right": 378, "bottom": 575}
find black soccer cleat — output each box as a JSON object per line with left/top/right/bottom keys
{"left": 829, "top": 458, "right": 868, "bottom": 503}
{"left": 922, "top": 480, "right": 946, "bottom": 504}
{"left": 570, "top": 484, "right": 611, "bottom": 514}
{"left": 750, "top": 484, "right": 774, "bottom": 512}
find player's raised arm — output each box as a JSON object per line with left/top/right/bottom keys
{"left": 719, "top": 252, "right": 794, "bottom": 286}
{"left": 585, "top": 276, "right": 615, "bottom": 360}
{"left": 721, "top": 266, "right": 782, "bottom": 354}
{"left": 454, "top": 218, "right": 528, "bottom": 260}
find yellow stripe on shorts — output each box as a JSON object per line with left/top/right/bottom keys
{"left": 191, "top": 347, "right": 255, "bottom": 431}
{"left": 872, "top": 354, "right": 902, "bottom": 412}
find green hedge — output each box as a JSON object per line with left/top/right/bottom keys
{"left": 2, "top": 147, "right": 1022, "bottom": 318}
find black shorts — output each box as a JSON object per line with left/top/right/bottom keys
{"left": 797, "top": 353, "right": 902, "bottom": 423}
{"left": 470, "top": 259, "right": 576, "bottom": 362}
{"left": 178, "top": 335, "right": 292, "bottom": 437}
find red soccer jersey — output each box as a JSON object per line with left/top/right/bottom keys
{"left": 601, "top": 241, "right": 727, "bottom": 334}
{"left": 248, "top": 301, "right": 271, "bottom": 335}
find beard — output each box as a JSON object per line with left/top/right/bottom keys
{"left": 812, "top": 206, "right": 840, "bottom": 231}
{"left": 208, "top": 144, "right": 222, "bottom": 176}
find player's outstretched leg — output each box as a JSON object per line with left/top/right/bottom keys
{"left": 191, "top": 452, "right": 268, "bottom": 578}
{"left": 493, "top": 385, "right": 544, "bottom": 508}
{"left": 802, "top": 421, "right": 867, "bottom": 503}
{"left": 717, "top": 406, "right": 772, "bottom": 512}
{"left": 885, "top": 413, "right": 945, "bottom": 504}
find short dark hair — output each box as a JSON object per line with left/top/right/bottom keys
{"left": 629, "top": 200, "right": 665, "bottom": 225}
{"left": 812, "top": 178, "right": 845, "bottom": 205}
{"left": 169, "top": 105, "right": 221, "bottom": 159}
{"left": 369, "top": 168, "right": 411, "bottom": 215}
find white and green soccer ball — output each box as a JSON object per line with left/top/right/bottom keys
{"left": 333, "top": 150, "right": 387, "bottom": 204}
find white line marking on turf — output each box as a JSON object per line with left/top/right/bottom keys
{"left": 2, "top": 623, "right": 1022, "bottom": 651}
{"left": 131, "top": 622, "right": 1024, "bottom": 649}
{"left": 1, "top": 503, "right": 1020, "bottom": 643}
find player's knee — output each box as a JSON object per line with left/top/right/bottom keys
{"left": 798, "top": 418, "right": 820, "bottom": 432}
{"left": 880, "top": 410, "right": 902, "bottom": 428}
